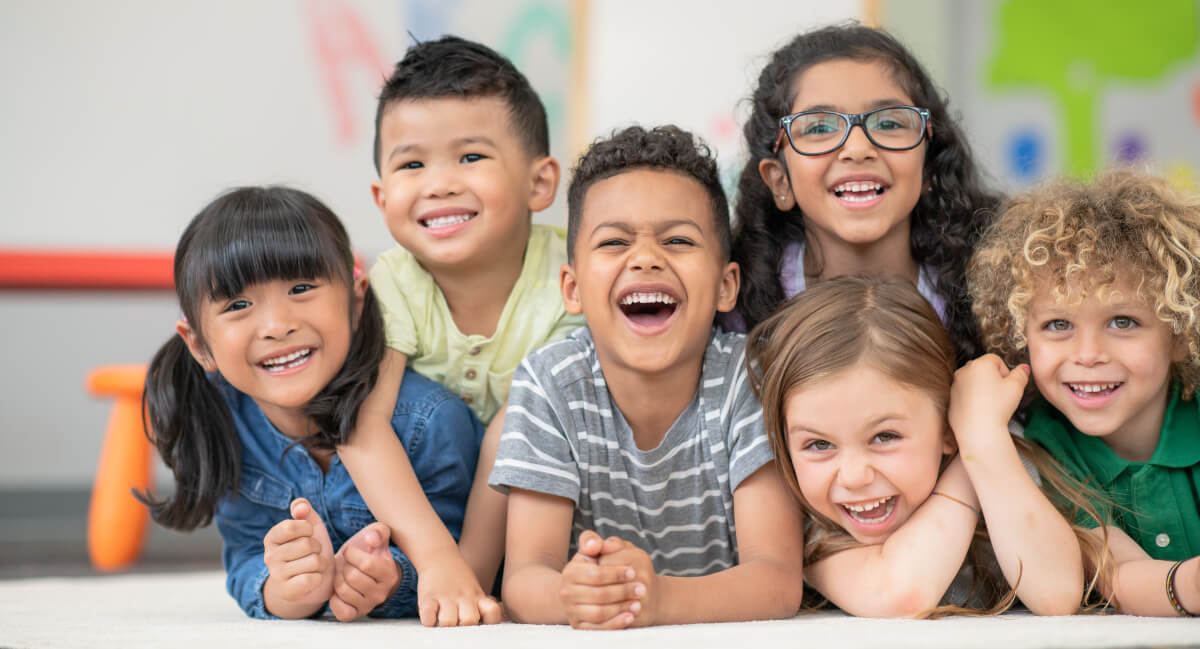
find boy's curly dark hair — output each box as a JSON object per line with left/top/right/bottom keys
{"left": 566, "top": 124, "right": 731, "bottom": 262}
{"left": 970, "top": 168, "right": 1200, "bottom": 398}
{"left": 730, "top": 22, "right": 1000, "bottom": 365}
{"left": 373, "top": 35, "right": 548, "bottom": 173}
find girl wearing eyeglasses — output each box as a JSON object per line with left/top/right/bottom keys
{"left": 725, "top": 23, "right": 1000, "bottom": 369}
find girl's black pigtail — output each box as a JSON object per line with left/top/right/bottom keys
{"left": 137, "top": 335, "right": 241, "bottom": 531}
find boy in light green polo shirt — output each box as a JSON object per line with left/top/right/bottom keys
{"left": 968, "top": 169, "right": 1200, "bottom": 617}
{"left": 336, "top": 36, "right": 583, "bottom": 626}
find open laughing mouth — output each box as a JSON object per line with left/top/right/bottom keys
{"left": 420, "top": 213, "right": 475, "bottom": 229}
{"left": 260, "top": 348, "right": 312, "bottom": 373}
{"left": 1067, "top": 382, "right": 1121, "bottom": 398}
{"left": 840, "top": 496, "right": 896, "bottom": 524}
{"left": 618, "top": 290, "right": 678, "bottom": 328}
{"left": 832, "top": 181, "right": 886, "bottom": 203}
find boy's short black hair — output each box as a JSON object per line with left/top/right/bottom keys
{"left": 566, "top": 125, "right": 731, "bottom": 262}
{"left": 373, "top": 35, "right": 549, "bottom": 173}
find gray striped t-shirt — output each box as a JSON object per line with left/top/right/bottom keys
{"left": 488, "top": 327, "right": 774, "bottom": 577}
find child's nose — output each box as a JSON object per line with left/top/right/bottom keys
{"left": 627, "top": 240, "right": 665, "bottom": 271}
{"left": 424, "top": 163, "right": 463, "bottom": 198}
{"left": 1072, "top": 329, "right": 1109, "bottom": 366}
{"left": 838, "top": 124, "right": 878, "bottom": 162}
{"left": 258, "top": 300, "right": 298, "bottom": 340}
{"left": 836, "top": 451, "right": 875, "bottom": 490}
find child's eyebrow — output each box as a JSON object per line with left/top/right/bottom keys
{"left": 590, "top": 219, "right": 703, "bottom": 236}
{"left": 795, "top": 98, "right": 911, "bottom": 113}
{"left": 453, "top": 135, "right": 498, "bottom": 147}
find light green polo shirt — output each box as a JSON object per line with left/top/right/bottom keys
{"left": 1023, "top": 385, "right": 1200, "bottom": 561}
{"left": 368, "top": 224, "right": 584, "bottom": 425}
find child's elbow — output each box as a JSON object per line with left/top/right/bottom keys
{"left": 853, "top": 584, "right": 945, "bottom": 619}
{"left": 1022, "top": 585, "right": 1083, "bottom": 617}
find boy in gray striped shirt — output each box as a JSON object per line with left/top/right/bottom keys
{"left": 489, "top": 126, "right": 805, "bottom": 628}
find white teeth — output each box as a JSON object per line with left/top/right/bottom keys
{"left": 1069, "top": 382, "right": 1119, "bottom": 394}
{"left": 833, "top": 181, "right": 884, "bottom": 194}
{"left": 423, "top": 213, "right": 473, "bottom": 228}
{"left": 620, "top": 291, "right": 677, "bottom": 306}
{"left": 843, "top": 496, "right": 890, "bottom": 513}
{"left": 262, "top": 349, "right": 311, "bottom": 369}
{"left": 843, "top": 496, "right": 895, "bottom": 523}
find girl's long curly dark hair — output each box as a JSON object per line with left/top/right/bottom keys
{"left": 139, "top": 186, "right": 385, "bottom": 531}
{"left": 730, "top": 23, "right": 1000, "bottom": 365}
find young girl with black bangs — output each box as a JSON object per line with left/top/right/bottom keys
{"left": 727, "top": 23, "right": 999, "bottom": 366}
{"left": 140, "top": 186, "right": 487, "bottom": 622}
{"left": 746, "top": 275, "right": 1112, "bottom": 617}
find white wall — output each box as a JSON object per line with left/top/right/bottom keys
{"left": 1, "top": 0, "right": 861, "bottom": 488}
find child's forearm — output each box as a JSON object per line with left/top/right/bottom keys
{"left": 650, "top": 558, "right": 803, "bottom": 624}
{"left": 807, "top": 459, "right": 977, "bottom": 617}
{"left": 501, "top": 560, "right": 569, "bottom": 624}
{"left": 1110, "top": 556, "right": 1200, "bottom": 617}
{"left": 338, "top": 351, "right": 464, "bottom": 569}
{"left": 959, "top": 432, "right": 1083, "bottom": 615}
{"left": 458, "top": 408, "right": 507, "bottom": 593}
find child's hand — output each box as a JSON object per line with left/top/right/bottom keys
{"left": 262, "top": 498, "right": 335, "bottom": 615}
{"left": 559, "top": 530, "right": 642, "bottom": 629}
{"left": 415, "top": 548, "right": 502, "bottom": 626}
{"left": 596, "top": 536, "right": 657, "bottom": 628}
{"left": 328, "top": 522, "right": 400, "bottom": 622}
{"left": 948, "top": 354, "right": 1029, "bottom": 455}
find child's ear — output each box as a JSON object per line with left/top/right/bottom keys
{"left": 1171, "top": 334, "right": 1190, "bottom": 363}
{"left": 941, "top": 421, "right": 957, "bottom": 456}
{"left": 758, "top": 158, "right": 794, "bottom": 211}
{"left": 370, "top": 179, "right": 386, "bottom": 213}
{"left": 716, "top": 261, "right": 741, "bottom": 313}
{"left": 351, "top": 272, "right": 369, "bottom": 327}
{"left": 176, "top": 319, "right": 217, "bottom": 373}
{"left": 528, "top": 156, "right": 561, "bottom": 213}
{"left": 560, "top": 262, "right": 583, "bottom": 315}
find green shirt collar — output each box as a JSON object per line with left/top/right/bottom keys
{"left": 1029, "top": 385, "right": 1200, "bottom": 486}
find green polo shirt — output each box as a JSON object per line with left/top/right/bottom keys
{"left": 1023, "top": 386, "right": 1200, "bottom": 561}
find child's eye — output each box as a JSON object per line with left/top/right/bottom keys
{"left": 289, "top": 283, "right": 317, "bottom": 295}
{"left": 461, "top": 153, "right": 486, "bottom": 163}
{"left": 1043, "top": 319, "right": 1072, "bottom": 332}
{"left": 664, "top": 237, "right": 694, "bottom": 246}
{"left": 223, "top": 298, "right": 251, "bottom": 313}
{"left": 598, "top": 239, "right": 627, "bottom": 248}
{"left": 1109, "top": 316, "right": 1138, "bottom": 330}
{"left": 803, "top": 439, "right": 833, "bottom": 452}
{"left": 399, "top": 160, "right": 423, "bottom": 170}
{"left": 872, "top": 431, "right": 900, "bottom": 443}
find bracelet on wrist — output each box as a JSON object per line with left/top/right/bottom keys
{"left": 1166, "top": 559, "right": 1197, "bottom": 617}
{"left": 930, "top": 490, "right": 981, "bottom": 518}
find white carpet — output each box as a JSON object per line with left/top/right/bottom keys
{"left": 0, "top": 571, "right": 1197, "bottom": 648}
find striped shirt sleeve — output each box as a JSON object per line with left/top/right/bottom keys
{"left": 488, "top": 353, "right": 582, "bottom": 503}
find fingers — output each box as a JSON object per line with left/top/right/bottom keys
{"left": 418, "top": 599, "right": 439, "bottom": 627}
{"left": 290, "top": 498, "right": 333, "bottom": 556}
{"left": 563, "top": 580, "right": 645, "bottom": 606}
{"left": 478, "top": 597, "right": 503, "bottom": 624}
{"left": 576, "top": 530, "right": 604, "bottom": 558}
{"left": 565, "top": 561, "right": 636, "bottom": 587}
{"left": 329, "top": 593, "right": 362, "bottom": 623}
{"left": 569, "top": 603, "right": 639, "bottom": 630}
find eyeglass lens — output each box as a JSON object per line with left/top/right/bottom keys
{"left": 789, "top": 107, "right": 924, "bottom": 154}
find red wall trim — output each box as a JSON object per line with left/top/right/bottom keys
{"left": 0, "top": 249, "right": 174, "bottom": 290}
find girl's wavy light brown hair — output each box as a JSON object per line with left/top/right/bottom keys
{"left": 969, "top": 169, "right": 1200, "bottom": 398}
{"left": 746, "top": 275, "right": 1113, "bottom": 615}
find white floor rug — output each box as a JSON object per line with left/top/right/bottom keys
{"left": 0, "top": 571, "right": 1197, "bottom": 648}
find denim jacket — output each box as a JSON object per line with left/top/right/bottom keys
{"left": 212, "top": 368, "right": 483, "bottom": 619}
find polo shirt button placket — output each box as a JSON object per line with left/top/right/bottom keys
{"left": 466, "top": 368, "right": 477, "bottom": 381}
{"left": 1156, "top": 533, "right": 1170, "bottom": 548}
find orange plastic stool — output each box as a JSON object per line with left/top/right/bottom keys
{"left": 86, "top": 364, "right": 153, "bottom": 572}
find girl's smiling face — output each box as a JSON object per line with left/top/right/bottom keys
{"left": 759, "top": 58, "right": 927, "bottom": 262}
{"left": 178, "top": 276, "right": 364, "bottom": 439}
{"left": 784, "top": 361, "right": 952, "bottom": 545}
